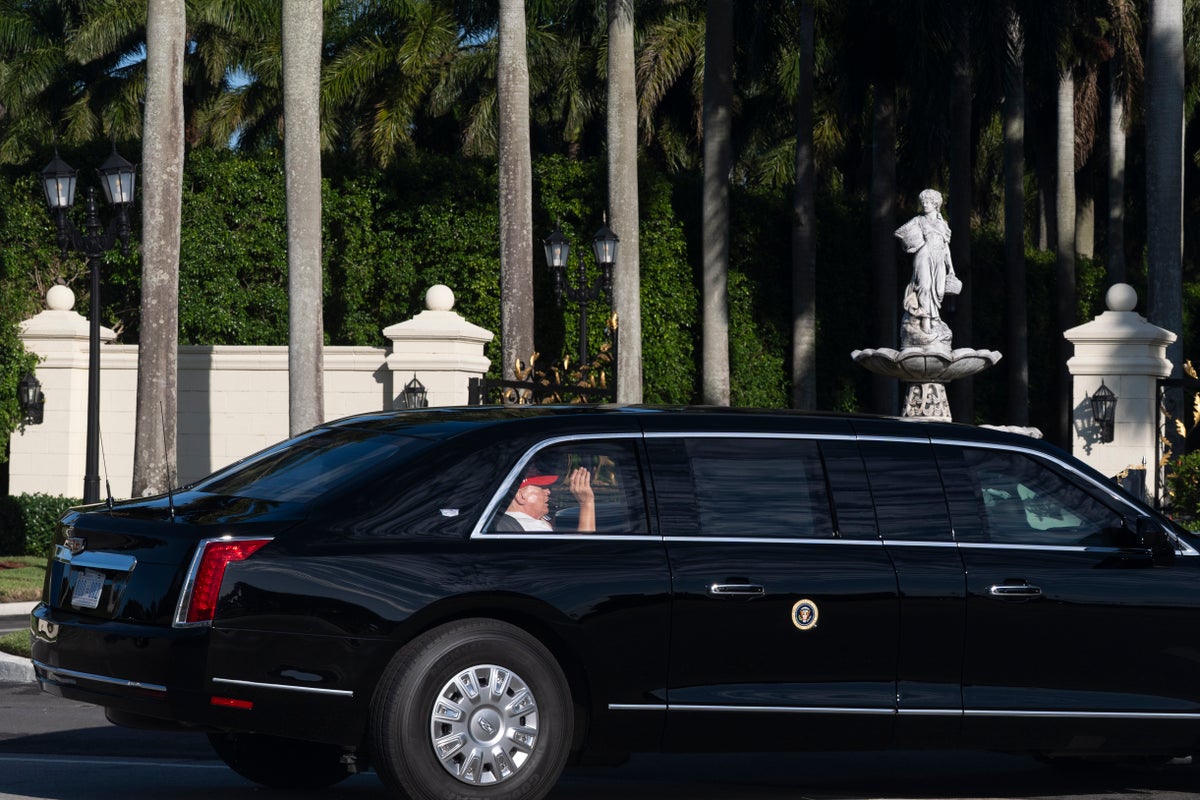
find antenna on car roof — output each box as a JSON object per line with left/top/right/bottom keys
{"left": 161, "top": 402, "right": 176, "bottom": 522}
{"left": 98, "top": 427, "right": 114, "bottom": 511}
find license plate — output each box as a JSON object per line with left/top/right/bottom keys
{"left": 71, "top": 569, "right": 104, "bottom": 609}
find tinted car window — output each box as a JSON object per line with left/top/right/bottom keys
{"left": 191, "top": 427, "right": 431, "bottom": 503}
{"left": 859, "top": 439, "right": 951, "bottom": 541}
{"left": 960, "top": 447, "right": 1125, "bottom": 546}
{"left": 649, "top": 437, "right": 833, "bottom": 538}
{"left": 489, "top": 440, "right": 648, "bottom": 534}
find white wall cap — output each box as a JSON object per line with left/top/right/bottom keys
{"left": 382, "top": 311, "right": 494, "bottom": 343}
{"left": 20, "top": 308, "right": 117, "bottom": 342}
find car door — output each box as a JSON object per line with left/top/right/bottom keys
{"left": 649, "top": 434, "right": 899, "bottom": 752}
{"left": 939, "top": 443, "right": 1200, "bottom": 756}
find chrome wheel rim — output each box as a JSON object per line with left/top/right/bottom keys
{"left": 429, "top": 663, "right": 540, "bottom": 785}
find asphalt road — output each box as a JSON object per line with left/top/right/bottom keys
{"left": 4, "top": 678, "right": 1200, "bottom": 800}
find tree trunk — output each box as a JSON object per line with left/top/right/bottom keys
{"left": 1054, "top": 68, "right": 1077, "bottom": 448}
{"left": 1146, "top": 0, "right": 1185, "bottom": 462}
{"left": 791, "top": 0, "right": 817, "bottom": 410}
{"left": 868, "top": 78, "right": 897, "bottom": 416}
{"left": 1107, "top": 63, "right": 1127, "bottom": 285}
{"left": 131, "top": 0, "right": 184, "bottom": 497}
{"left": 498, "top": 0, "right": 534, "bottom": 382}
{"left": 701, "top": 0, "right": 732, "bottom": 405}
{"left": 1003, "top": 8, "right": 1028, "bottom": 427}
{"left": 948, "top": 1, "right": 973, "bottom": 423}
{"left": 283, "top": 0, "right": 324, "bottom": 435}
{"left": 607, "top": 0, "right": 641, "bottom": 402}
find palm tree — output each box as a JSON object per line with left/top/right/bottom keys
{"left": 1145, "top": 0, "right": 1184, "bottom": 452}
{"left": 1002, "top": 5, "right": 1028, "bottom": 426}
{"left": 791, "top": 0, "right": 816, "bottom": 411}
{"left": 282, "top": 0, "right": 324, "bottom": 434}
{"left": 701, "top": 0, "right": 732, "bottom": 406}
{"left": 607, "top": 0, "right": 642, "bottom": 402}
{"left": 498, "top": 0, "right": 534, "bottom": 382}
{"left": 131, "top": 0, "right": 184, "bottom": 497}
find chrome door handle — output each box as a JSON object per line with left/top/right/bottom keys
{"left": 709, "top": 583, "right": 765, "bottom": 596}
{"left": 988, "top": 583, "right": 1042, "bottom": 598}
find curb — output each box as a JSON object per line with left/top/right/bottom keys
{"left": 0, "top": 601, "right": 37, "bottom": 617}
{"left": 0, "top": 648, "right": 34, "bottom": 684}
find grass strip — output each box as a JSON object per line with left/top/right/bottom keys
{"left": 0, "top": 556, "right": 46, "bottom": 603}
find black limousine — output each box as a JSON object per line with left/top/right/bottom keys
{"left": 29, "top": 406, "right": 1200, "bottom": 799}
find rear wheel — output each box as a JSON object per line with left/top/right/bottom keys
{"left": 369, "top": 618, "right": 572, "bottom": 800}
{"left": 207, "top": 732, "right": 350, "bottom": 789}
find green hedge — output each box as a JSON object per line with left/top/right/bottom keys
{"left": 0, "top": 493, "right": 79, "bottom": 557}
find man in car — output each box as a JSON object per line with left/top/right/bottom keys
{"left": 500, "top": 467, "right": 595, "bottom": 532}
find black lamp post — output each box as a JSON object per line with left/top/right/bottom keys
{"left": 1090, "top": 380, "right": 1118, "bottom": 443}
{"left": 40, "top": 146, "right": 137, "bottom": 503}
{"left": 18, "top": 371, "right": 44, "bottom": 425}
{"left": 401, "top": 374, "right": 428, "bottom": 409}
{"left": 543, "top": 218, "right": 619, "bottom": 367}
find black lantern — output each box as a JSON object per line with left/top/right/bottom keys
{"left": 1090, "top": 381, "right": 1117, "bottom": 443}
{"left": 18, "top": 371, "right": 44, "bottom": 425}
{"left": 38, "top": 145, "right": 137, "bottom": 503}
{"left": 401, "top": 374, "right": 428, "bottom": 409}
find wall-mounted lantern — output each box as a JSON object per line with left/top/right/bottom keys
{"left": 1090, "top": 380, "right": 1117, "bottom": 443}
{"left": 18, "top": 371, "right": 44, "bottom": 425}
{"left": 401, "top": 374, "right": 428, "bottom": 409}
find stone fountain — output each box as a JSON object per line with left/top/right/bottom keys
{"left": 851, "top": 188, "right": 1001, "bottom": 421}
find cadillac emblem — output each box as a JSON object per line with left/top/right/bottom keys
{"left": 64, "top": 534, "right": 86, "bottom": 556}
{"left": 791, "top": 599, "right": 819, "bottom": 631}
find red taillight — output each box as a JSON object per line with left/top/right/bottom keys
{"left": 184, "top": 539, "right": 271, "bottom": 624}
{"left": 211, "top": 696, "right": 254, "bottom": 710}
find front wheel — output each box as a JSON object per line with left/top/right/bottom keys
{"left": 369, "top": 619, "right": 572, "bottom": 800}
{"left": 207, "top": 731, "right": 351, "bottom": 789}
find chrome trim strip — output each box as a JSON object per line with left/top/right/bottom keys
{"left": 33, "top": 659, "right": 167, "bottom": 693}
{"left": 641, "top": 431, "right": 859, "bottom": 442}
{"left": 211, "top": 677, "right": 354, "bottom": 698}
{"left": 53, "top": 546, "right": 137, "bottom": 572}
{"left": 668, "top": 705, "right": 894, "bottom": 715}
{"left": 606, "top": 702, "right": 1200, "bottom": 721}
{"left": 965, "top": 709, "right": 1200, "bottom": 720}
{"left": 666, "top": 536, "right": 880, "bottom": 546}
{"left": 479, "top": 533, "right": 663, "bottom": 543}
{"left": 957, "top": 541, "right": 1119, "bottom": 554}
{"left": 881, "top": 540, "right": 957, "bottom": 548}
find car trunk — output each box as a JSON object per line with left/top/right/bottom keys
{"left": 43, "top": 491, "right": 306, "bottom": 626}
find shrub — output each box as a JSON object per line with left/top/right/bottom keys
{"left": 1167, "top": 451, "right": 1200, "bottom": 525}
{"left": 0, "top": 493, "right": 80, "bottom": 557}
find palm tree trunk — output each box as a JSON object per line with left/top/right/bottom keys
{"left": 498, "top": 0, "right": 534, "bottom": 382}
{"left": 1003, "top": 8, "right": 1028, "bottom": 427}
{"left": 1107, "top": 63, "right": 1127, "bottom": 285}
{"left": 1054, "top": 67, "right": 1076, "bottom": 447}
{"left": 701, "top": 0, "right": 732, "bottom": 405}
{"left": 1146, "top": 0, "right": 1185, "bottom": 464}
{"left": 791, "top": 0, "right": 817, "bottom": 411}
{"left": 132, "top": 0, "right": 184, "bottom": 496}
{"left": 283, "top": 0, "right": 324, "bottom": 434}
{"left": 607, "top": 0, "right": 641, "bottom": 402}
{"left": 948, "top": 0, "right": 973, "bottom": 423}
{"left": 869, "top": 78, "right": 897, "bottom": 416}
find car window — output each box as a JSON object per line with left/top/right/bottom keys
{"left": 648, "top": 437, "right": 834, "bottom": 539}
{"left": 961, "top": 447, "right": 1124, "bottom": 547}
{"left": 858, "top": 439, "right": 952, "bottom": 541}
{"left": 488, "top": 440, "right": 647, "bottom": 534}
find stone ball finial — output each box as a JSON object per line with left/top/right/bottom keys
{"left": 1106, "top": 283, "right": 1137, "bottom": 313}
{"left": 425, "top": 284, "right": 455, "bottom": 312}
{"left": 47, "top": 282, "right": 75, "bottom": 311}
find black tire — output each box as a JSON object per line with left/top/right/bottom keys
{"left": 207, "top": 731, "right": 351, "bottom": 789}
{"left": 369, "top": 618, "right": 572, "bottom": 800}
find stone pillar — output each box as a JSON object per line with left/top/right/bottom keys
{"left": 13, "top": 283, "right": 121, "bottom": 498}
{"left": 382, "top": 285, "right": 494, "bottom": 407}
{"left": 1064, "top": 283, "right": 1175, "bottom": 498}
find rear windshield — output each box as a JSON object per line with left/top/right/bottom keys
{"left": 189, "top": 427, "right": 432, "bottom": 503}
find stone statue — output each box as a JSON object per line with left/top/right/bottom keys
{"left": 894, "top": 188, "right": 960, "bottom": 349}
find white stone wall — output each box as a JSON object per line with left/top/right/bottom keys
{"left": 11, "top": 285, "right": 492, "bottom": 499}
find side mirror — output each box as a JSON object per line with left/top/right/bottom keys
{"left": 1135, "top": 516, "right": 1176, "bottom": 565}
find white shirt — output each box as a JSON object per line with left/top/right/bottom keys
{"left": 505, "top": 511, "right": 553, "bottom": 532}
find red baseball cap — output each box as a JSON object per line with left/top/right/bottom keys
{"left": 519, "top": 472, "right": 557, "bottom": 489}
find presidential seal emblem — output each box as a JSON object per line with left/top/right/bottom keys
{"left": 792, "top": 599, "right": 819, "bottom": 631}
